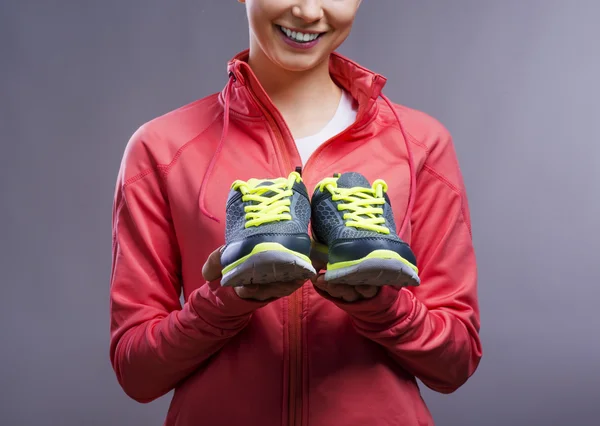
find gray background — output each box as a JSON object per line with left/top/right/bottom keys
{"left": 1, "top": 1, "right": 598, "bottom": 425}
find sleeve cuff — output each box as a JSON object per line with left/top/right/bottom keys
{"left": 193, "top": 279, "right": 268, "bottom": 318}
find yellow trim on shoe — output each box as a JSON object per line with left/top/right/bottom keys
{"left": 326, "top": 249, "right": 419, "bottom": 274}
{"left": 221, "top": 242, "right": 312, "bottom": 275}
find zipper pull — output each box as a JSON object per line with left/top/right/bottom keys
{"left": 295, "top": 166, "right": 303, "bottom": 177}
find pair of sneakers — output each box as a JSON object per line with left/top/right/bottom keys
{"left": 220, "top": 170, "right": 420, "bottom": 289}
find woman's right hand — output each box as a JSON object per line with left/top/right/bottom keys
{"left": 202, "top": 246, "right": 305, "bottom": 301}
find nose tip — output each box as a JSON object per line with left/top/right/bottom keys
{"left": 292, "top": 2, "right": 324, "bottom": 22}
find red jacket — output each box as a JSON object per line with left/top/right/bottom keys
{"left": 110, "top": 50, "right": 482, "bottom": 426}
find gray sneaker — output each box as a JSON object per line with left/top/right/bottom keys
{"left": 220, "top": 171, "right": 316, "bottom": 287}
{"left": 310, "top": 172, "right": 420, "bottom": 287}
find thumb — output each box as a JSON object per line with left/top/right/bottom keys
{"left": 202, "top": 246, "right": 224, "bottom": 282}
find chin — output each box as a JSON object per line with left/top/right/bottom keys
{"left": 270, "top": 50, "right": 330, "bottom": 73}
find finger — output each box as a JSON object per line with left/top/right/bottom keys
{"left": 310, "top": 258, "right": 327, "bottom": 273}
{"left": 312, "top": 274, "right": 328, "bottom": 290}
{"left": 243, "top": 284, "right": 260, "bottom": 293}
{"left": 339, "top": 289, "right": 360, "bottom": 302}
{"left": 202, "top": 246, "right": 224, "bottom": 282}
{"left": 312, "top": 279, "right": 359, "bottom": 302}
{"left": 356, "top": 285, "right": 378, "bottom": 299}
{"left": 310, "top": 273, "right": 362, "bottom": 302}
{"left": 235, "top": 284, "right": 259, "bottom": 300}
{"left": 327, "top": 283, "right": 360, "bottom": 302}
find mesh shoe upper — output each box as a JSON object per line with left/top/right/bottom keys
{"left": 311, "top": 172, "right": 417, "bottom": 266}
{"left": 221, "top": 173, "right": 312, "bottom": 267}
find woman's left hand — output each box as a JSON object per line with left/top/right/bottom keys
{"left": 310, "top": 257, "right": 404, "bottom": 302}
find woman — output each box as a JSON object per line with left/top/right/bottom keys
{"left": 109, "top": 1, "right": 482, "bottom": 425}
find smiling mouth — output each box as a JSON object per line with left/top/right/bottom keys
{"left": 277, "top": 25, "right": 324, "bottom": 43}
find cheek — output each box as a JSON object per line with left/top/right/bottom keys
{"left": 246, "top": 1, "right": 278, "bottom": 33}
{"left": 327, "top": 10, "right": 357, "bottom": 38}
{"left": 327, "top": 25, "right": 353, "bottom": 52}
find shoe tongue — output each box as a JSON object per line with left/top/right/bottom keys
{"left": 336, "top": 172, "right": 371, "bottom": 189}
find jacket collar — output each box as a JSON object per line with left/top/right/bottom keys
{"left": 222, "top": 50, "right": 387, "bottom": 129}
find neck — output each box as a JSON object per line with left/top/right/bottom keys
{"left": 248, "top": 46, "right": 340, "bottom": 112}
{"left": 247, "top": 43, "right": 343, "bottom": 138}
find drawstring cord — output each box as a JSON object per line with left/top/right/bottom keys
{"left": 199, "top": 73, "right": 235, "bottom": 223}
{"left": 380, "top": 94, "right": 416, "bottom": 238}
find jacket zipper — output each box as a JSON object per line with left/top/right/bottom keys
{"left": 246, "top": 87, "right": 303, "bottom": 426}
{"left": 288, "top": 290, "right": 302, "bottom": 426}
{"left": 285, "top": 114, "right": 366, "bottom": 426}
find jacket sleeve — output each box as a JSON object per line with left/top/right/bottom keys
{"left": 328, "top": 125, "right": 482, "bottom": 394}
{"left": 109, "top": 131, "right": 266, "bottom": 403}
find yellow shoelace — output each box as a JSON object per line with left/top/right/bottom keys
{"left": 231, "top": 172, "right": 302, "bottom": 228}
{"left": 317, "top": 177, "right": 390, "bottom": 234}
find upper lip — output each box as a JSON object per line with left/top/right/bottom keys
{"left": 277, "top": 25, "right": 326, "bottom": 34}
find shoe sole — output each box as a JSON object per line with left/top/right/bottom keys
{"left": 325, "top": 250, "right": 420, "bottom": 287}
{"left": 221, "top": 243, "right": 316, "bottom": 287}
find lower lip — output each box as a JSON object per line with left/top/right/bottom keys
{"left": 277, "top": 27, "right": 322, "bottom": 50}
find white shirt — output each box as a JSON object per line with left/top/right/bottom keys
{"left": 295, "top": 90, "right": 358, "bottom": 165}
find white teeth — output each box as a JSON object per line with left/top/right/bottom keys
{"left": 280, "top": 26, "right": 320, "bottom": 43}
